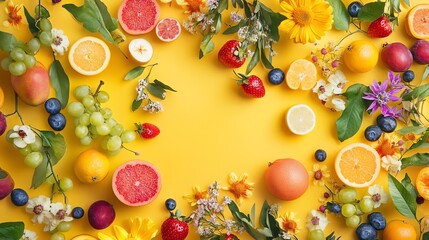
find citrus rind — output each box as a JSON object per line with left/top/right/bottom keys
{"left": 286, "top": 104, "right": 316, "bottom": 135}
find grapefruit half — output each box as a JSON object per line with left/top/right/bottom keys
{"left": 112, "top": 160, "right": 161, "bottom": 206}
{"left": 118, "top": 0, "right": 160, "bottom": 35}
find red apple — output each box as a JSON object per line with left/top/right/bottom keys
{"left": 381, "top": 42, "right": 413, "bottom": 72}
{"left": 0, "top": 168, "right": 15, "bottom": 200}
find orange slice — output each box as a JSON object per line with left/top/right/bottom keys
{"left": 71, "top": 234, "right": 97, "bottom": 240}
{"left": 286, "top": 104, "right": 316, "bottom": 135}
{"left": 0, "top": 86, "right": 4, "bottom": 108}
{"left": 286, "top": 59, "right": 317, "bottom": 90}
{"left": 416, "top": 167, "right": 429, "bottom": 200}
{"left": 335, "top": 143, "right": 381, "bottom": 188}
{"left": 406, "top": 4, "right": 429, "bottom": 39}
{"left": 68, "top": 36, "right": 111, "bottom": 76}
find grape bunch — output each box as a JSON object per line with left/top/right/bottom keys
{"left": 67, "top": 82, "right": 137, "bottom": 155}
{"left": 5, "top": 132, "right": 45, "bottom": 168}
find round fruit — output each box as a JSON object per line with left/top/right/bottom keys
{"left": 74, "top": 149, "right": 110, "bottom": 183}
{"left": 156, "top": 18, "right": 181, "bottom": 42}
{"left": 0, "top": 112, "right": 6, "bottom": 136}
{"left": 128, "top": 38, "right": 153, "bottom": 63}
{"left": 264, "top": 158, "right": 309, "bottom": 200}
{"left": 51, "top": 232, "right": 65, "bottom": 240}
{"left": 286, "top": 104, "right": 316, "bottom": 135}
{"left": 367, "top": 212, "right": 386, "bottom": 230}
{"left": 45, "top": 98, "right": 62, "bottom": 114}
{"left": 376, "top": 115, "right": 397, "bottom": 133}
{"left": 314, "top": 149, "right": 327, "bottom": 162}
{"left": 402, "top": 70, "right": 415, "bottom": 82}
{"left": 348, "top": 1, "right": 363, "bottom": 17}
{"left": 10, "top": 188, "right": 28, "bottom": 206}
{"left": 406, "top": 4, "right": 429, "bottom": 39}
{"left": 0, "top": 168, "right": 14, "bottom": 200}
{"left": 343, "top": 40, "right": 378, "bottom": 73}
{"left": 382, "top": 220, "right": 417, "bottom": 240}
{"left": 0, "top": 86, "right": 4, "bottom": 108}
{"left": 356, "top": 223, "right": 377, "bottom": 240}
{"left": 118, "top": 0, "right": 160, "bottom": 35}
{"left": 416, "top": 166, "right": 429, "bottom": 200}
{"left": 88, "top": 200, "right": 115, "bottom": 229}
{"left": 329, "top": 202, "right": 341, "bottom": 213}
{"left": 48, "top": 113, "right": 67, "bottom": 131}
{"left": 346, "top": 215, "right": 361, "bottom": 228}
{"left": 268, "top": 68, "right": 285, "bottom": 85}
{"left": 286, "top": 59, "right": 317, "bottom": 90}
{"left": 359, "top": 196, "right": 374, "bottom": 213}
{"left": 112, "top": 160, "right": 162, "bottom": 206}
{"left": 68, "top": 36, "right": 111, "bottom": 76}
{"left": 72, "top": 207, "right": 85, "bottom": 219}
{"left": 381, "top": 42, "right": 413, "bottom": 72}
{"left": 411, "top": 40, "right": 429, "bottom": 64}
{"left": 71, "top": 235, "right": 97, "bottom": 240}
{"left": 335, "top": 143, "right": 381, "bottom": 188}
{"left": 165, "top": 198, "right": 177, "bottom": 211}
{"left": 341, "top": 203, "right": 356, "bottom": 217}
{"left": 308, "top": 229, "right": 324, "bottom": 240}
{"left": 338, "top": 186, "right": 357, "bottom": 203}
{"left": 364, "top": 125, "right": 382, "bottom": 141}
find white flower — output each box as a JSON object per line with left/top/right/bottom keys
{"left": 143, "top": 100, "right": 163, "bottom": 113}
{"left": 306, "top": 210, "right": 328, "bottom": 231}
{"left": 312, "top": 80, "right": 333, "bottom": 101}
{"left": 381, "top": 155, "right": 402, "bottom": 174}
{"left": 25, "top": 195, "right": 51, "bottom": 225}
{"left": 230, "top": 11, "right": 242, "bottom": 23}
{"left": 51, "top": 28, "right": 70, "bottom": 56}
{"left": 327, "top": 70, "right": 347, "bottom": 94}
{"left": 368, "top": 184, "right": 389, "bottom": 208}
{"left": 47, "top": 202, "right": 73, "bottom": 231}
{"left": 21, "top": 229, "right": 37, "bottom": 240}
{"left": 9, "top": 125, "right": 36, "bottom": 148}
{"left": 325, "top": 96, "right": 346, "bottom": 112}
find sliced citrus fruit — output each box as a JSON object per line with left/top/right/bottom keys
{"left": 335, "top": 143, "right": 381, "bottom": 188}
{"left": 128, "top": 38, "right": 153, "bottom": 63}
{"left": 0, "top": 86, "right": 4, "bottom": 108}
{"left": 68, "top": 36, "right": 111, "bottom": 76}
{"left": 71, "top": 234, "right": 97, "bottom": 240}
{"left": 286, "top": 104, "right": 316, "bottom": 135}
{"left": 416, "top": 167, "right": 429, "bottom": 200}
{"left": 156, "top": 18, "right": 181, "bottom": 42}
{"left": 343, "top": 39, "right": 378, "bottom": 73}
{"left": 286, "top": 59, "right": 317, "bottom": 90}
{"left": 406, "top": 4, "right": 429, "bottom": 39}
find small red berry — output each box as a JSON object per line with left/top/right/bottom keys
{"left": 135, "top": 123, "right": 160, "bottom": 139}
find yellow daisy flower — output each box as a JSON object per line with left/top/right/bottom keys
{"left": 309, "top": 164, "right": 330, "bottom": 186}
{"left": 277, "top": 212, "right": 300, "bottom": 234}
{"left": 98, "top": 217, "right": 158, "bottom": 240}
{"left": 279, "top": 0, "right": 333, "bottom": 44}
{"left": 222, "top": 172, "right": 254, "bottom": 204}
{"left": 183, "top": 186, "right": 209, "bottom": 206}
{"left": 3, "top": 0, "right": 23, "bottom": 28}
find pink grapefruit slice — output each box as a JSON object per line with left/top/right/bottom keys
{"left": 156, "top": 18, "right": 181, "bottom": 42}
{"left": 118, "top": 0, "right": 160, "bottom": 35}
{"left": 112, "top": 160, "right": 161, "bottom": 206}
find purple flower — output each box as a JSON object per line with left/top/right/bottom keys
{"left": 384, "top": 105, "right": 403, "bottom": 120}
{"left": 363, "top": 80, "right": 402, "bottom": 115}
{"left": 388, "top": 72, "right": 404, "bottom": 89}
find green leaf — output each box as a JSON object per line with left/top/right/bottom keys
{"left": 423, "top": 232, "right": 429, "bottom": 240}
{"left": 40, "top": 131, "right": 66, "bottom": 163}
{"left": 401, "top": 173, "right": 418, "bottom": 200}
{"left": 357, "top": 2, "right": 386, "bottom": 22}
{"left": 388, "top": 173, "right": 417, "bottom": 219}
{"left": 0, "top": 222, "right": 24, "bottom": 240}
{"left": 243, "top": 0, "right": 251, "bottom": 18}
{"left": 402, "top": 83, "right": 429, "bottom": 101}
{"left": 250, "top": 204, "right": 256, "bottom": 224}
{"left": 217, "top": 0, "right": 228, "bottom": 13}
{"left": 147, "top": 83, "right": 166, "bottom": 99}
{"left": 396, "top": 126, "right": 427, "bottom": 135}
{"left": 423, "top": 65, "right": 429, "bottom": 80}
{"left": 132, "top": 99, "right": 142, "bottom": 111}
{"left": 125, "top": 66, "right": 145, "bottom": 80}
{"left": 259, "top": 200, "right": 270, "bottom": 228}
{"left": 153, "top": 80, "right": 177, "bottom": 92}
{"left": 260, "top": 48, "right": 273, "bottom": 69}
{"left": 246, "top": 43, "right": 260, "bottom": 74}
{"left": 24, "top": 7, "right": 38, "bottom": 36}
{"left": 409, "top": 130, "right": 429, "bottom": 150}
{"left": 0, "top": 31, "right": 19, "bottom": 51}
{"left": 49, "top": 60, "right": 70, "bottom": 108}
{"left": 401, "top": 153, "right": 429, "bottom": 169}
{"left": 266, "top": 11, "right": 286, "bottom": 42}
{"left": 336, "top": 84, "right": 368, "bottom": 141}
{"left": 35, "top": 5, "right": 50, "bottom": 18}
{"left": 267, "top": 214, "right": 280, "bottom": 237}
{"left": 213, "top": 13, "right": 222, "bottom": 34}
{"left": 223, "top": 20, "right": 246, "bottom": 35}
{"left": 94, "top": 0, "right": 117, "bottom": 31}
{"left": 326, "top": 0, "right": 350, "bottom": 30}
{"left": 199, "top": 35, "right": 215, "bottom": 58}
{"left": 31, "top": 152, "right": 48, "bottom": 188}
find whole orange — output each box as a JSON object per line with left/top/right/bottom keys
{"left": 382, "top": 220, "right": 417, "bottom": 240}
{"left": 343, "top": 39, "right": 378, "bottom": 73}
{"left": 264, "top": 158, "right": 309, "bottom": 201}
{"left": 416, "top": 167, "right": 429, "bottom": 200}
{"left": 0, "top": 86, "right": 4, "bottom": 108}
{"left": 74, "top": 149, "right": 110, "bottom": 184}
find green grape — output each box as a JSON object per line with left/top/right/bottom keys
{"left": 8, "top": 61, "right": 27, "bottom": 76}
{"left": 80, "top": 136, "right": 93, "bottom": 146}
{"left": 27, "top": 38, "right": 41, "bottom": 53}
{"left": 82, "top": 95, "right": 95, "bottom": 108}
{"left": 86, "top": 105, "right": 97, "bottom": 113}
{"left": 39, "top": 18, "right": 52, "bottom": 31}
{"left": 107, "top": 149, "right": 121, "bottom": 156}
{"left": 1, "top": 57, "right": 12, "bottom": 71}
{"left": 89, "top": 125, "right": 99, "bottom": 138}
{"left": 10, "top": 47, "right": 26, "bottom": 61}
{"left": 29, "top": 136, "right": 43, "bottom": 151}
{"left": 90, "top": 112, "right": 104, "bottom": 126}
{"left": 345, "top": 215, "right": 361, "bottom": 228}
{"left": 101, "top": 136, "right": 109, "bottom": 150}
{"left": 100, "top": 108, "right": 112, "bottom": 119}
{"left": 67, "top": 102, "right": 85, "bottom": 117}
{"left": 110, "top": 124, "right": 124, "bottom": 136}
{"left": 341, "top": 203, "right": 356, "bottom": 218}
{"left": 74, "top": 85, "right": 91, "bottom": 100}
{"left": 338, "top": 187, "right": 357, "bottom": 203}
{"left": 18, "top": 145, "right": 32, "bottom": 156}
{"left": 308, "top": 229, "right": 324, "bottom": 240}
{"left": 78, "top": 113, "right": 91, "bottom": 126}
{"left": 39, "top": 31, "right": 52, "bottom": 47}
{"left": 50, "top": 232, "right": 65, "bottom": 240}
{"left": 359, "top": 196, "right": 374, "bottom": 213}
{"left": 56, "top": 221, "right": 72, "bottom": 232}
{"left": 96, "top": 124, "right": 111, "bottom": 136}
{"left": 105, "top": 118, "right": 117, "bottom": 128}
{"left": 59, "top": 177, "right": 73, "bottom": 191}
{"left": 96, "top": 91, "right": 109, "bottom": 103}
{"left": 106, "top": 135, "right": 122, "bottom": 152}
{"left": 121, "top": 130, "right": 136, "bottom": 143}
{"left": 24, "top": 151, "right": 43, "bottom": 168}
{"left": 24, "top": 54, "right": 37, "bottom": 68}
{"left": 74, "top": 118, "right": 80, "bottom": 127}
{"left": 75, "top": 125, "right": 89, "bottom": 138}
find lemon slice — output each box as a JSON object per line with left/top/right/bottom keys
{"left": 286, "top": 104, "right": 316, "bottom": 135}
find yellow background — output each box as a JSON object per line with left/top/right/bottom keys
{"left": 0, "top": 0, "right": 428, "bottom": 239}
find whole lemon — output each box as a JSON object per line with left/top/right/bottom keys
{"left": 74, "top": 149, "right": 109, "bottom": 183}
{"left": 343, "top": 39, "right": 379, "bottom": 73}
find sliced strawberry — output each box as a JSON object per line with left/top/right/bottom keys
{"left": 135, "top": 123, "right": 160, "bottom": 139}
{"left": 367, "top": 16, "right": 392, "bottom": 38}
{"left": 218, "top": 40, "right": 246, "bottom": 68}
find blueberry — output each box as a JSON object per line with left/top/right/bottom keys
{"left": 71, "top": 207, "right": 84, "bottom": 219}
{"left": 10, "top": 188, "right": 28, "bottom": 206}
{"left": 348, "top": 1, "right": 363, "bottom": 18}
{"left": 314, "top": 149, "right": 327, "bottom": 162}
{"left": 402, "top": 70, "right": 415, "bottom": 83}
{"left": 165, "top": 198, "right": 177, "bottom": 211}
{"left": 367, "top": 212, "right": 386, "bottom": 230}
{"left": 48, "top": 113, "right": 66, "bottom": 131}
{"left": 356, "top": 223, "right": 377, "bottom": 240}
{"left": 268, "top": 68, "right": 285, "bottom": 85}
{"left": 328, "top": 202, "right": 341, "bottom": 214}
{"left": 44, "top": 98, "right": 62, "bottom": 115}
{"left": 364, "top": 125, "right": 382, "bottom": 141}
{"left": 376, "top": 115, "right": 397, "bottom": 133}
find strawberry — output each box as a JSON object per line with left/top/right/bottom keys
{"left": 367, "top": 16, "right": 392, "bottom": 38}
{"left": 161, "top": 210, "right": 189, "bottom": 240}
{"left": 135, "top": 123, "right": 160, "bottom": 139}
{"left": 226, "top": 233, "right": 236, "bottom": 240}
{"left": 235, "top": 72, "right": 265, "bottom": 98}
{"left": 218, "top": 40, "right": 246, "bottom": 68}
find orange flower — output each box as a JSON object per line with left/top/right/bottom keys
{"left": 3, "top": 0, "right": 23, "bottom": 28}
{"left": 277, "top": 212, "right": 300, "bottom": 234}
{"left": 222, "top": 172, "right": 254, "bottom": 204}
{"left": 183, "top": 186, "right": 208, "bottom": 206}
{"left": 374, "top": 133, "right": 402, "bottom": 158}
{"left": 176, "top": 0, "right": 206, "bottom": 13}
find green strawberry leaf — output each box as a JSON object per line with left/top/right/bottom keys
{"left": 49, "top": 60, "right": 70, "bottom": 108}
{"left": 132, "top": 99, "right": 142, "bottom": 111}
{"left": 402, "top": 153, "right": 429, "bottom": 169}
{"left": 125, "top": 66, "right": 145, "bottom": 80}
{"left": 388, "top": 173, "right": 417, "bottom": 220}
{"left": 357, "top": 2, "right": 385, "bottom": 22}
{"left": 0, "top": 222, "right": 24, "bottom": 239}
{"left": 326, "top": 0, "right": 350, "bottom": 30}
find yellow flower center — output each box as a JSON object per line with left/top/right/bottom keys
{"left": 282, "top": 219, "right": 298, "bottom": 233}
{"left": 292, "top": 8, "right": 313, "bottom": 26}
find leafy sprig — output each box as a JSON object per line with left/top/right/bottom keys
{"left": 0, "top": 222, "right": 24, "bottom": 239}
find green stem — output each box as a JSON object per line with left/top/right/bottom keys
{"left": 335, "top": 29, "right": 364, "bottom": 48}
{"left": 144, "top": 63, "right": 158, "bottom": 79}
{"left": 5, "top": 93, "right": 25, "bottom": 125}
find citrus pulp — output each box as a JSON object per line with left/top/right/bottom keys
{"left": 74, "top": 149, "right": 110, "bottom": 183}
{"left": 406, "top": 4, "right": 429, "bottom": 39}
{"left": 286, "top": 59, "right": 317, "bottom": 90}
{"left": 286, "top": 104, "right": 316, "bottom": 135}
{"left": 343, "top": 39, "right": 378, "bottom": 73}
{"left": 156, "top": 18, "right": 181, "bottom": 42}
{"left": 416, "top": 167, "right": 429, "bottom": 200}
{"left": 0, "top": 86, "right": 4, "bottom": 108}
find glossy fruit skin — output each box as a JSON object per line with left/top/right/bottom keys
{"left": 165, "top": 198, "right": 176, "bottom": 211}
{"left": 45, "top": 98, "right": 62, "bottom": 114}
{"left": 48, "top": 113, "right": 67, "bottom": 131}
{"left": 348, "top": 1, "right": 363, "bottom": 17}
{"left": 88, "top": 200, "right": 115, "bottom": 229}
{"left": 343, "top": 40, "right": 378, "bottom": 73}
{"left": 367, "top": 212, "right": 386, "bottom": 230}
{"left": 240, "top": 75, "right": 265, "bottom": 98}
{"left": 308, "top": 229, "right": 324, "bottom": 240}
{"left": 364, "top": 125, "right": 382, "bottom": 141}
{"left": 411, "top": 40, "right": 429, "bottom": 64}
{"left": 74, "top": 149, "right": 110, "bottom": 183}
{"left": 72, "top": 207, "right": 85, "bottom": 219}
{"left": 10, "top": 188, "right": 28, "bottom": 206}
{"left": 402, "top": 70, "right": 415, "bottom": 82}
{"left": 218, "top": 40, "right": 246, "bottom": 68}
{"left": 10, "top": 63, "right": 50, "bottom": 106}
{"left": 356, "top": 223, "right": 377, "bottom": 240}
{"left": 329, "top": 202, "right": 341, "bottom": 214}
{"left": 161, "top": 217, "right": 189, "bottom": 240}
{"left": 0, "top": 112, "right": 6, "bottom": 136}
{"left": 268, "top": 68, "right": 285, "bottom": 85}
{"left": 367, "top": 16, "right": 392, "bottom": 38}
{"left": 136, "top": 123, "right": 160, "bottom": 139}
{"left": 225, "top": 234, "right": 235, "bottom": 240}
{"left": 381, "top": 42, "right": 413, "bottom": 72}
{"left": 0, "top": 169, "right": 15, "bottom": 200}
{"left": 264, "top": 158, "right": 309, "bottom": 201}
{"left": 382, "top": 220, "right": 417, "bottom": 240}
{"left": 376, "top": 115, "right": 397, "bottom": 133}
{"left": 314, "top": 149, "right": 327, "bottom": 162}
